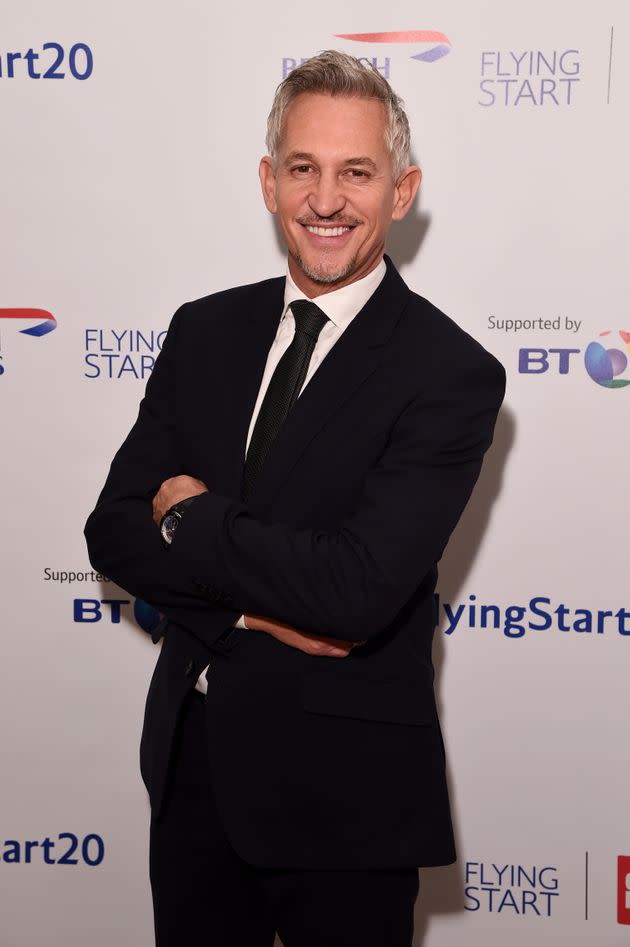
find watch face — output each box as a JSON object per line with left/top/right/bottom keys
{"left": 161, "top": 513, "right": 180, "bottom": 544}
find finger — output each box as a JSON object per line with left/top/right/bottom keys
{"left": 310, "top": 640, "right": 351, "bottom": 657}
{"left": 152, "top": 495, "right": 164, "bottom": 526}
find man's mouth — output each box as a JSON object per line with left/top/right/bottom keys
{"left": 305, "top": 225, "right": 352, "bottom": 237}
{"left": 298, "top": 218, "right": 360, "bottom": 243}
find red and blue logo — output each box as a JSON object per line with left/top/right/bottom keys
{"left": 134, "top": 598, "right": 162, "bottom": 634}
{"left": 0, "top": 307, "right": 57, "bottom": 337}
{"left": 584, "top": 330, "right": 630, "bottom": 389}
{"left": 335, "top": 30, "right": 452, "bottom": 63}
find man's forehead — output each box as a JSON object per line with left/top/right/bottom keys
{"left": 279, "top": 93, "right": 389, "bottom": 155}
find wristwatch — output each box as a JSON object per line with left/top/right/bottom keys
{"left": 160, "top": 496, "right": 198, "bottom": 546}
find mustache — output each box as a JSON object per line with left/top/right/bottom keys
{"left": 296, "top": 214, "right": 362, "bottom": 227}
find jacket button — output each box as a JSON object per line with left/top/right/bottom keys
{"left": 184, "top": 659, "right": 195, "bottom": 677}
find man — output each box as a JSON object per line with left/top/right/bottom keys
{"left": 85, "top": 51, "right": 505, "bottom": 947}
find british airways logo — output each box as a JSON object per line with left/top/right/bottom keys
{"left": 0, "top": 308, "right": 57, "bottom": 376}
{"left": 282, "top": 31, "right": 452, "bottom": 81}
{"left": 0, "top": 308, "right": 57, "bottom": 337}
{"left": 336, "top": 30, "right": 452, "bottom": 63}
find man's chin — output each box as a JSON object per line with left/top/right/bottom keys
{"left": 295, "top": 254, "right": 358, "bottom": 287}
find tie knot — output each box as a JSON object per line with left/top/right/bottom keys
{"left": 289, "top": 299, "right": 329, "bottom": 341}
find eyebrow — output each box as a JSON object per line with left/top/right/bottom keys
{"left": 284, "top": 152, "right": 379, "bottom": 172}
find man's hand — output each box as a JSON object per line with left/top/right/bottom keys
{"left": 243, "top": 613, "right": 364, "bottom": 658}
{"left": 152, "top": 480, "right": 361, "bottom": 657}
{"left": 152, "top": 475, "right": 209, "bottom": 526}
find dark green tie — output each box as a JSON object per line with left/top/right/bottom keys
{"left": 242, "top": 300, "right": 329, "bottom": 500}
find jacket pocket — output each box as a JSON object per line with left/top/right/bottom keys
{"left": 301, "top": 673, "right": 437, "bottom": 727}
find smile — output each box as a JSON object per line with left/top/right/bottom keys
{"left": 304, "top": 225, "right": 353, "bottom": 237}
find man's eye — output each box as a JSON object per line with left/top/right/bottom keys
{"left": 293, "top": 165, "right": 312, "bottom": 174}
{"left": 347, "top": 169, "right": 368, "bottom": 178}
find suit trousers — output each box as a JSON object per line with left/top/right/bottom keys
{"left": 149, "top": 690, "right": 419, "bottom": 947}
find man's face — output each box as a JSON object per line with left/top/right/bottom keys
{"left": 259, "top": 93, "right": 420, "bottom": 297}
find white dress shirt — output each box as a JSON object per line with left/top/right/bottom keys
{"left": 195, "top": 258, "right": 387, "bottom": 694}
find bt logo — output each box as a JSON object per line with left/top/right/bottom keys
{"left": 585, "top": 330, "right": 630, "bottom": 388}
{"left": 133, "top": 598, "right": 162, "bottom": 634}
{"left": 519, "top": 329, "right": 630, "bottom": 388}
{"left": 73, "top": 599, "right": 130, "bottom": 623}
{"left": 518, "top": 347, "right": 580, "bottom": 375}
{"left": 73, "top": 597, "right": 161, "bottom": 633}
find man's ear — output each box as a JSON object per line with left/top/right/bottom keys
{"left": 259, "top": 156, "right": 278, "bottom": 214}
{"left": 391, "top": 166, "right": 422, "bottom": 222}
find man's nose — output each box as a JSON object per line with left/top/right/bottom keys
{"left": 307, "top": 171, "right": 346, "bottom": 218}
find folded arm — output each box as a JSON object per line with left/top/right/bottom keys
{"left": 166, "top": 357, "right": 505, "bottom": 642}
{"left": 85, "top": 304, "right": 505, "bottom": 646}
{"left": 84, "top": 306, "right": 360, "bottom": 654}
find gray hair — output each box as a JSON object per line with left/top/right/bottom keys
{"left": 266, "top": 50, "right": 412, "bottom": 180}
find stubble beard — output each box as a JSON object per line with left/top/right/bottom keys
{"left": 294, "top": 250, "right": 360, "bottom": 287}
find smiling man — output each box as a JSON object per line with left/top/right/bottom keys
{"left": 259, "top": 91, "right": 419, "bottom": 292}
{"left": 85, "top": 51, "right": 505, "bottom": 947}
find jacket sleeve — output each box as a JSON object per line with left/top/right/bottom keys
{"left": 168, "top": 354, "right": 506, "bottom": 642}
{"left": 84, "top": 304, "right": 240, "bottom": 638}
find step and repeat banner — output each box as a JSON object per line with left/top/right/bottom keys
{"left": 2, "top": 1, "right": 628, "bottom": 944}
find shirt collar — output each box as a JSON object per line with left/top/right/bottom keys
{"left": 282, "top": 258, "right": 387, "bottom": 330}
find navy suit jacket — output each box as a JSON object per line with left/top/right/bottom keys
{"left": 85, "top": 256, "right": 505, "bottom": 869}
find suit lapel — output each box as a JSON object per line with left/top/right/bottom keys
{"left": 208, "top": 277, "right": 285, "bottom": 498}
{"left": 245, "top": 258, "right": 411, "bottom": 513}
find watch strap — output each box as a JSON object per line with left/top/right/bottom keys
{"left": 169, "top": 496, "right": 198, "bottom": 516}
{"left": 160, "top": 494, "right": 201, "bottom": 545}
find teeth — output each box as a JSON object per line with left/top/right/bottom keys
{"left": 305, "top": 226, "right": 350, "bottom": 237}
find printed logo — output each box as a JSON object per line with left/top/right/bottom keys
{"left": 0, "top": 308, "right": 57, "bottom": 376}
{"left": 335, "top": 30, "right": 452, "bottom": 63}
{"left": 465, "top": 860, "right": 559, "bottom": 916}
{"left": 73, "top": 598, "right": 130, "bottom": 623}
{"left": 282, "top": 54, "right": 390, "bottom": 80}
{"left": 519, "top": 329, "right": 630, "bottom": 388}
{"left": 282, "top": 29, "right": 451, "bottom": 80}
{"left": 584, "top": 330, "right": 630, "bottom": 388}
{"left": 0, "top": 833, "right": 104, "bottom": 866}
{"left": 84, "top": 328, "right": 166, "bottom": 380}
{"left": 0, "top": 43, "right": 93, "bottom": 80}
{"left": 134, "top": 599, "right": 162, "bottom": 634}
{"left": 72, "top": 595, "right": 163, "bottom": 634}
{"left": 0, "top": 308, "right": 57, "bottom": 337}
{"left": 480, "top": 49, "right": 580, "bottom": 107}
{"left": 436, "top": 593, "right": 630, "bottom": 639}
{"left": 619, "top": 856, "right": 630, "bottom": 925}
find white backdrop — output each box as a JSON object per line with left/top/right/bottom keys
{"left": 1, "top": 1, "right": 628, "bottom": 944}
